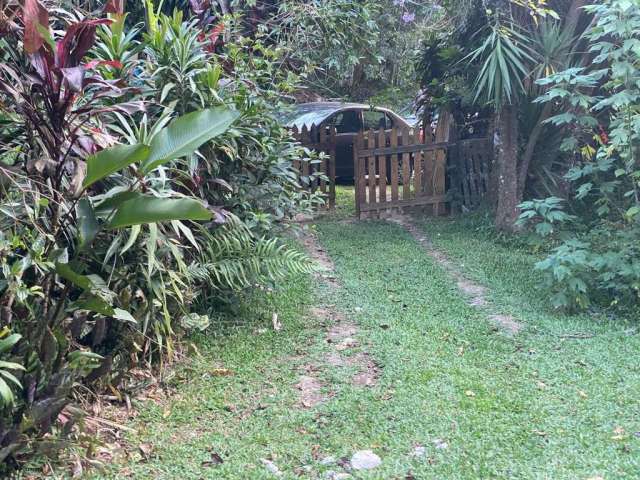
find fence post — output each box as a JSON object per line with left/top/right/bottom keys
{"left": 329, "top": 127, "right": 336, "bottom": 209}
{"left": 354, "top": 130, "right": 363, "bottom": 218}
{"left": 434, "top": 110, "right": 452, "bottom": 215}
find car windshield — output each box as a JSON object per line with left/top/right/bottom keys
{"left": 280, "top": 105, "right": 338, "bottom": 129}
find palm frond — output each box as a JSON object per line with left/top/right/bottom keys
{"left": 467, "top": 22, "right": 536, "bottom": 108}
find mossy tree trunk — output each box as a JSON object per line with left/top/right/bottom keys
{"left": 494, "top": 104, "right": 521, "bottom": 231}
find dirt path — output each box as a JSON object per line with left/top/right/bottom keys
{"left": 390, "top": 215, "right": 523, "bottom": 335}
{"left": 294, "top": 230, "right": 380, "bottom": 409}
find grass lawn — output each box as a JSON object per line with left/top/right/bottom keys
{"left": 93, "top": 191, "right": 639, "bottom": 479}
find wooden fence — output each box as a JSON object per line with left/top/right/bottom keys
{"left": 291, "top": 125, "right": 336, "bottom": 209}
{"left": 452, "top": 137, "right": 493, "bottom": 210}
{"left": 291, "top": 123, "right": 493, "bottom": 216}
{"left": 353, "top": 127, "right": 447, "bottom": 218}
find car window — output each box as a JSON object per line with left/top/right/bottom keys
{"left": 330, "top": 110, "right": 362, "bottom": 134}
{"left": 363, "top": 110, "right": 390, "bottom": 130}
{"left": 385, "top": 113, "right": 395, "bottom": 129}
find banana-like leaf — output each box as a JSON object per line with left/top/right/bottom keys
{"left": 83, "top": 143, "right": 150, "bottom": 188}
{"left": 0, "top": 361, "right": 25, "bottom": 371}
{"left": 0, "top": 369, "right": 23, "bottom": 388}
{"left": 0, "top": 377, "right": 15, "bottom": 407}
{"left": 55, "top": 262, "right": 92, "bottom": 290}
{"left": 107, "top": 195, "right": 212, "bottom": 229}
{"left": 0, "top": 334, "right": 21, "bottom": 355}
{"left": 93, "top": 189, "right": 140, "bottom": 216}
{"left": 77, "top": 198, "right": 99, "bottom": 250}
{"left": 141, "top": 107, "right": 239, "bottom": 173}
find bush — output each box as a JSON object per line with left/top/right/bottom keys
{"left": 519, "top": 0, "right": 640, "bottom": 310}
{"left": 0, "top": 1, "right": 319, "bottom": 471}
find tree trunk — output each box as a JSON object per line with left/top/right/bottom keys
{"left": 517, "top": 101, "right": 553, "bottom": 197}
{"left": 495, "top": 104, "right": 520, "bottom": 231}
{"left": 487, "top": 113, "right": 499, "bottom": 206}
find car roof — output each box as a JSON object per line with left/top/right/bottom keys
{"left": 282, "top": 102, "right": 391, "bottom": 129}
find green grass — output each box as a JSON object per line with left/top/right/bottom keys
{"left": 315, "top": 219, "right": 639, "bottom": 479}
{"left": 94, "top": 197, "right": 639, "bottom": 479}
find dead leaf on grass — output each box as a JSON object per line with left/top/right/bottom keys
{"left": 272, "top": 312, "right": 282, "bottom": 331}
{"left": 335, "top": 337, "right": 358, "bottom": 351}
{"left": 612, "top": 426, "right": 626, "bottom": 440}
{"left": 71, "top": 457, "right": 83, "bottom": 479}
{"left": 138, "top": 442, "right": 153, "bottom": 460}
{"left": 202, "top": 452, "right": 224, "bottom": 467}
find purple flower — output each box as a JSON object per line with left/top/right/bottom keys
{"left": 393, "top": 0, "right": 405, "bottom": 5}
{"left": 402, "top": 11, "right": 416, "bottom": 23}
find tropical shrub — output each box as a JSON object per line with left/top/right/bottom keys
{"left": 416, "top": 0, "right": 589, "bottom": 230}
{"left": 519, "top": 0, "right": 640, "bottom": 310}
{"left": 0, "top": 0, "right": 319, "bottom": 471}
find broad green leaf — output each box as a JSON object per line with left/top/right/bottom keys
{"left": 55, "top": 262, "right": 92, "bottom": 290}
{"left": 141, "top": 107, "right": 240, "bottom": 173}
{"left": 0, "top": 334, "right": 21, "bottom": 354}
{"left": 93, "top": 189, "right": 141, "bottom": 216}
{"left": 107, "top": 196, "right": 212, "bottom": 229}
{"left": 74, "top": 294, "right": 115, "bottom": 316}
{"left": 0, "top": 377, "right": 14, "bottom": 407}
{"left": 0, "top": 369, "right": 23, "bottom": 388}
{"left": 77, "top": 198, "right": 99, "bottom": 250}
{"left": 113, "top": 308, "right": 137, "bottom": 324}
{"left": 0, "top": 361, "right": 25, "bottom": 371}
{"left": 626, "top": 206, "right": 640, "bottom": 218}
{"left": 83, "top": 144, "right": 150, "bottom": 188}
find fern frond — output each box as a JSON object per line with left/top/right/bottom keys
{"left": 187, "top": 216, "right": 316, "bottom": 290}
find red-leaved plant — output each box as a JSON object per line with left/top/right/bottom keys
{"left": 0, "top": 0, "right": 141, "bottom": 469}
{"left": 0, "top": 0, "right": 140, "bottom": 193}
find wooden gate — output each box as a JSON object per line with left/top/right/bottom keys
{"left": 452, "top": 137, "right": 493, "bottom": 210}
{"left": 353, "top": 127, "right": 448, "bottom": 218}
{"left": 291, "top": 125, "right": 336, "bottom": 209}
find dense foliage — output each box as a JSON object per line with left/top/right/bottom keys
{"left": 417, "top": 0, "right": 588, "bottom": 229}
{"left": 519, "top": 0, "right": 640, "bottom": 310}
{"left": 187, "top": 0, "right": 442, "bottom": 110}
{"left": 0, "top": 0, "right": 319, "bottom": 470}
{"left": 417, "top": 0, "right": 640, "bottom": 311}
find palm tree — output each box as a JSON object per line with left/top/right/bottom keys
{"left": 467, "top": 0, "right": 586, "bottom": 231}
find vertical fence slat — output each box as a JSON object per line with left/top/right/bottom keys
{"left": 467, "top": 147, "right": 479, "bottom": 206}
{"left": 329, "top": 127, "right": 336, "bottom": 209}
{"left": 367, "top": 128, "right": 376, "bottom": 205}
{"left": 401, "top": 128, "right": 411, "bottom": 200}
{"left": 413, "top": 136, "right": 422, "bottom": 199}
{"left": 378, "top": 127, "right": 387, "bottom": 203}
{"left": 390, "top": 127, "right": 399, "bottom": 202}
{"left": 461, "top": 141, "right": 471, "bottom": 208}
{"left": 301, "top": 125, "right": 310, "bottom": 184}
{"left": 355, "top": 130, "right": 365, "bottom": 216}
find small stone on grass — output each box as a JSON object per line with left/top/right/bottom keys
{"left": 350, "top": 450, "right": 381, "bottom": 470}
{"left": 260, "top": 458, "right": 282, "bottom": 476}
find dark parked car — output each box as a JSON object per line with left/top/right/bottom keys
{"left": 283, "top": 102, "right": 412, "bottom": 180}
